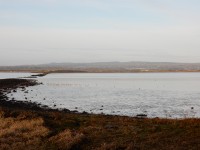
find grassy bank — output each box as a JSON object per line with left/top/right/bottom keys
{"left": 0, "top": 79, "right": 200, "bottom": 150}
{"left": 0, "top": 106, "right": 200, "bottom": 150}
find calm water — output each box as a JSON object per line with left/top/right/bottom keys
{"left": 2, "top": 73, "right": 200, "bottom": 118}
{"left": 0, "top": 72, "right": 36, "bottom": 79}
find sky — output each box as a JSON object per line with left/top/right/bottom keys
{"left": 0, "top": 0, "right": 200, "bottom": 65}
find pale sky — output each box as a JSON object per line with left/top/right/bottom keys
{"left": 0, "top": 0, "right": 200, "bottom": 65}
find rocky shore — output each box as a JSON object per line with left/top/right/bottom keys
{"left": 0, "top": 78, "right": 45, "bottom": 110}
{"left": 0, "top": 78, "right": 84, "bottom": 114}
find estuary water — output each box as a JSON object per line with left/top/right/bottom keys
{"left": 0, "top": 72, "right": 36, "bottom": 79}
{"left": 1, "top": 72, "right": 200, "bottom": 118}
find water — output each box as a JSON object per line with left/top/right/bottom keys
{"left": 0, "top": 72, "right": 36, "bottom": 79}
{"left": 2, "top": 72, "right": 200, "bottom": 118}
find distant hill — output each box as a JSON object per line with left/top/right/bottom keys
{"left": 1, "top": 61, "right": 200, "bottom": 72}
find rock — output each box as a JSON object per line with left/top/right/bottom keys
{"left": 42, "top": 105, "right": 48, "bottom": 108}
{"left": 135, "top": 114, "right": 147, "bottom": 119}
{"left": 71, "top": 110, "right": 78, "bottom": 113}
{"left": 62, "top": 108, "right": 71, "bottom": 113}
{"left": 82, "top": 111, "right": 88, "bottom": 114}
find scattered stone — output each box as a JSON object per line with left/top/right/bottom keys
{"left": 135, "top": 114, "right": 147, "bottom": 119}
{"left": 42, "top": 105, "right": 48, "bottom": 108}
{"left": 82, "top": 111, "right": 88, "bottom": 114}
{"left": 71, "top": 110, "right": 78, "bottom": 113}
{"left": 62, "top": 108, "right": 71, "bottom": 113}
{"left": 0, "top": 78, "right": 43, "bottom": 111}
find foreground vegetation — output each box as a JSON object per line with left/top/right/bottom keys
{"left": 0, "top": 106, "right": 200, "bottom": 150}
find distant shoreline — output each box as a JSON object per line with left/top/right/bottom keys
{"left": 1, "top": 61, "right": 200, "bottom": 74}
{"left": 1, "top": 69, "right": 200, "bottom": 73}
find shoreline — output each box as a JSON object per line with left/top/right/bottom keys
{"left": 0, "top": 78, "right": 200, "bottom": 149}
{"left": 0, "top": 78, "right": 88, "bottom": 114}
{"left": 0, "top": 78, "right": 148, "bottom": 118}
{"left": 0, "top": 77, "right": 199, "bottom": 119}
{"left": 1, "top": 69, "right": 200, "bottom": 73}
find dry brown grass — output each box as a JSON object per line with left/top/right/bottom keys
{"left": 0, "top": 107, "right": 199, "bottom": 150}
{"left": 0, "top": 116, "right": 49, "bottom": 150}
{"left": 48, "top": 129, "right": 85, "bottom": 150}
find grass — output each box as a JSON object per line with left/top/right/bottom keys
{"left": 0, "top": 116, "right": 48, "bottom": 150}
{"left": 0, "top": 106, "right": 199, "bottom": 150}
